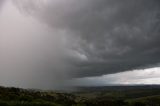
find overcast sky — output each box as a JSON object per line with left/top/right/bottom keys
{"left": 0, "top": 0, "right": 160, "bottom": 90}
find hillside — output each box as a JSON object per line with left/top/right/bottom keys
{"left": 0, "top": 85, "right": 160, "bottom": 106}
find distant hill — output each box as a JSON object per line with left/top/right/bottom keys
{"left": 76, "top": 85, "right": 160, "bottom": 91}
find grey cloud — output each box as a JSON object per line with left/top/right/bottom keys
{"left": 0, "top": 0, "right": 5, "bottom": 9}
{"left": 0, "top": 1, "right": 73, "bottom": 90}
{"left": 12, "top": 0, "right": 160, "bottom": 78}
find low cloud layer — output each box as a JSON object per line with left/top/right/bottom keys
{"left": 72, "top": 66, "right": 160, "bottom": 86}
{"left": 0, "top": 0, "right": 160, "bottom": 89}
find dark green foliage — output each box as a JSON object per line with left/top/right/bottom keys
{"left": 0, "top": 86, "right": 160, "bottom": 106}
{"left": 130, "top": 101, "right": 146, "bottom": 106}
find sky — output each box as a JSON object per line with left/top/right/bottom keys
{"left": 0, "top": 0, "right": 160, "bottom": 90}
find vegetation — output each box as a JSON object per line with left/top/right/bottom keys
{"left": 0, "top": 85, "right": 160, "bottom": 106}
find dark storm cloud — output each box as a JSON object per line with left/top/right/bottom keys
{"left": 13, "top": 0, "right": 160, "bottom": 78}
